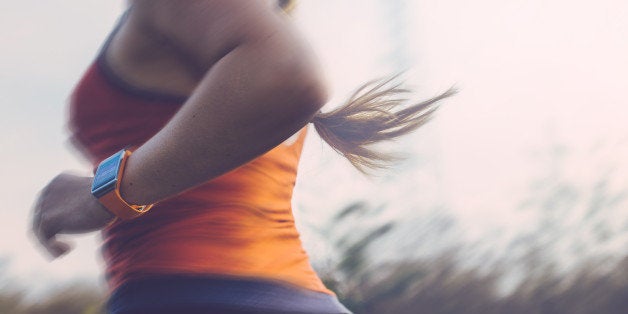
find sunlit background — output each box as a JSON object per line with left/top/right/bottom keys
{"left": 1, "top": 0, "right": 627, "bottom": 312}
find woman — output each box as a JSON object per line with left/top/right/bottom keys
{"left": 32, "top": 0, "right": 452, "bottom": 313}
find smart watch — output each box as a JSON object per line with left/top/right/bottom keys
{"left": 91, "top": 149, "right": 153, "bottom": 220}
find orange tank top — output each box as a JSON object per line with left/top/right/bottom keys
{"left": 69, "top": 46, "right": 331, "bottom": 295}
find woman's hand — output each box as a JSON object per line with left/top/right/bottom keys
{"left": 32, "top": 173, "right": 115, "bottom": 259}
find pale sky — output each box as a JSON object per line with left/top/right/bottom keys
{"left": 1, "top": 0, "right": 627, "bottom": 295}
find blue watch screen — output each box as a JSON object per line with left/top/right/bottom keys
{"left": 91, "top": 150, "right": 125, "bottom": 197}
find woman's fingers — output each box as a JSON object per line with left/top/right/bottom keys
{"left": 35, "top": 225, "right": 72, "bottom": 259}
{"left": 41, "top": 236, "right": 71, "bottom": 259}
{"left": 33, "top": 206, "right": 71, "bottom": 259}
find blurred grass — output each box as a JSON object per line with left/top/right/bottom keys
{"left": 323, "top": 253, "right": 627, "bottom": 314}
{"left": 319, "top": 200, "right": 628, "bottom": 314}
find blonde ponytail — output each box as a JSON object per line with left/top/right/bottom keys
{"left": 276, "top": 0, "right": 454, "bottom": 173}
{"left": 311, "top": 77, "right": 456, "bottom": 174}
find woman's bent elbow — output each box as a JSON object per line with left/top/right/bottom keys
{"left": 275, "top": 62, "right": 329, "bottom": 115}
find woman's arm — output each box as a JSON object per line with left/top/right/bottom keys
{"left": 121, "top": 0, "right": 328, "bottom": 204}
{"left": 32, "top": 0, "right": 327, "bottom": 257}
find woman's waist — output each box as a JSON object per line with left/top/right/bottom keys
{"left": 101, "top": 201, "right": 325, "bottom": 293}
{"left": 103, "top": 229, "right": 312, "bottom": 274}
{"left": 104, "top": 194, "right": 300, "bottom": 245}
{"left": 103, "top": 190, "right": 301, "bottom": 255}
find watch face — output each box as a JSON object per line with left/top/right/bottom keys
{"left": 91, "top": 150, "right": 125, "bottom": 197}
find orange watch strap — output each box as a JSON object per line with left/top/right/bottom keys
{"left": 96, "top": 149, "right": 153, "bottom": 220}
{"left": 98, "top": 190, "right": 152, "bottom": 220}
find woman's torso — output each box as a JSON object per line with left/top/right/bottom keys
{"left": 68, "top": 6, "right": 350, "bottom": 313}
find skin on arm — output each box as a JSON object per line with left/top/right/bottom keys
{"left": 32, "top": 0, "right": 328, "bottom": 257}
{"left": 121, "top": 0, "right": 328, "bottom": 204}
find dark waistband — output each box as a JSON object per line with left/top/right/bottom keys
{"left": 108, "top": 275, "right": 351, "bottom": 314}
